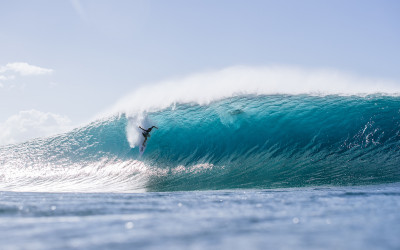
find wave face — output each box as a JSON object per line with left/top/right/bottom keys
{"left": 1, "top": 95, "right": 400, "bottom": 192}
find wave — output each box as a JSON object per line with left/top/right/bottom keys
{"left": 1, "top": 94, "right": 400, "bottom": 192}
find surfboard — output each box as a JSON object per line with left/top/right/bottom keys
{"left": 139, "top": 141, "right": 147, "bottom": 156}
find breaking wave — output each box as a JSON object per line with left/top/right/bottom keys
{"left": 1, "top": 93, "right": 400, "bottom": 192}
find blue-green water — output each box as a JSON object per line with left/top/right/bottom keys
{"left": 0, "top": 95, "right": 400, "bottom": 249}
{"left": 1, "top": 184, "right": 400, "bottom": 249}
{"left": 1, "top": 95, "right": 399, "bottom": 192}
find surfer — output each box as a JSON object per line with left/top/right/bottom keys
{"left": 139, "top": 126, "right": 158, "bottom": 146}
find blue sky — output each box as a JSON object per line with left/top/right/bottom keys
{"left": 0, "top": 0, "right": 399, "bottom": 144}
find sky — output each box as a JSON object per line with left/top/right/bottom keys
{"left": 0, "top": 0, "right": 399, "bottom": 145}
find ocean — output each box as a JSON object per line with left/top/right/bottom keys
{"left": 1, "top": 94, "right": 400, "bottom": 249}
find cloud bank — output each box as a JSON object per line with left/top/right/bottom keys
{"left": 0, "top": 110, "right": 72, "bottom": 146}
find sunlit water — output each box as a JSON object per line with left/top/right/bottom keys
{"left": 1, "top": 183, "right": 399, "bottom": 250}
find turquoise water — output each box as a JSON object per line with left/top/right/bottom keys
{"left": 0, "top": 94, "right": 400, "bottom": 249}
{"left": 1, "top": 95, "right": 399, "bottom": 192}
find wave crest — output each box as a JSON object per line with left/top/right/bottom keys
{"left": 108, "top": 66, "right": 400, "bottom": 117}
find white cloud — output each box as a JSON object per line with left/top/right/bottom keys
{"left": 0, "top": 62, "right": 53, "bottom": 89}
{"left": 0, "top": 62, "right": 53, "bottom": 76}
{"left": 0, "top": 75, "right": 15, "bottom": 81}
{"left": 0, "top": 110, "right": 72, "bottom": 145}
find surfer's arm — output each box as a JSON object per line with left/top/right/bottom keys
{"left": 138, "top": 126, "right": 146, "bottom": 131}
